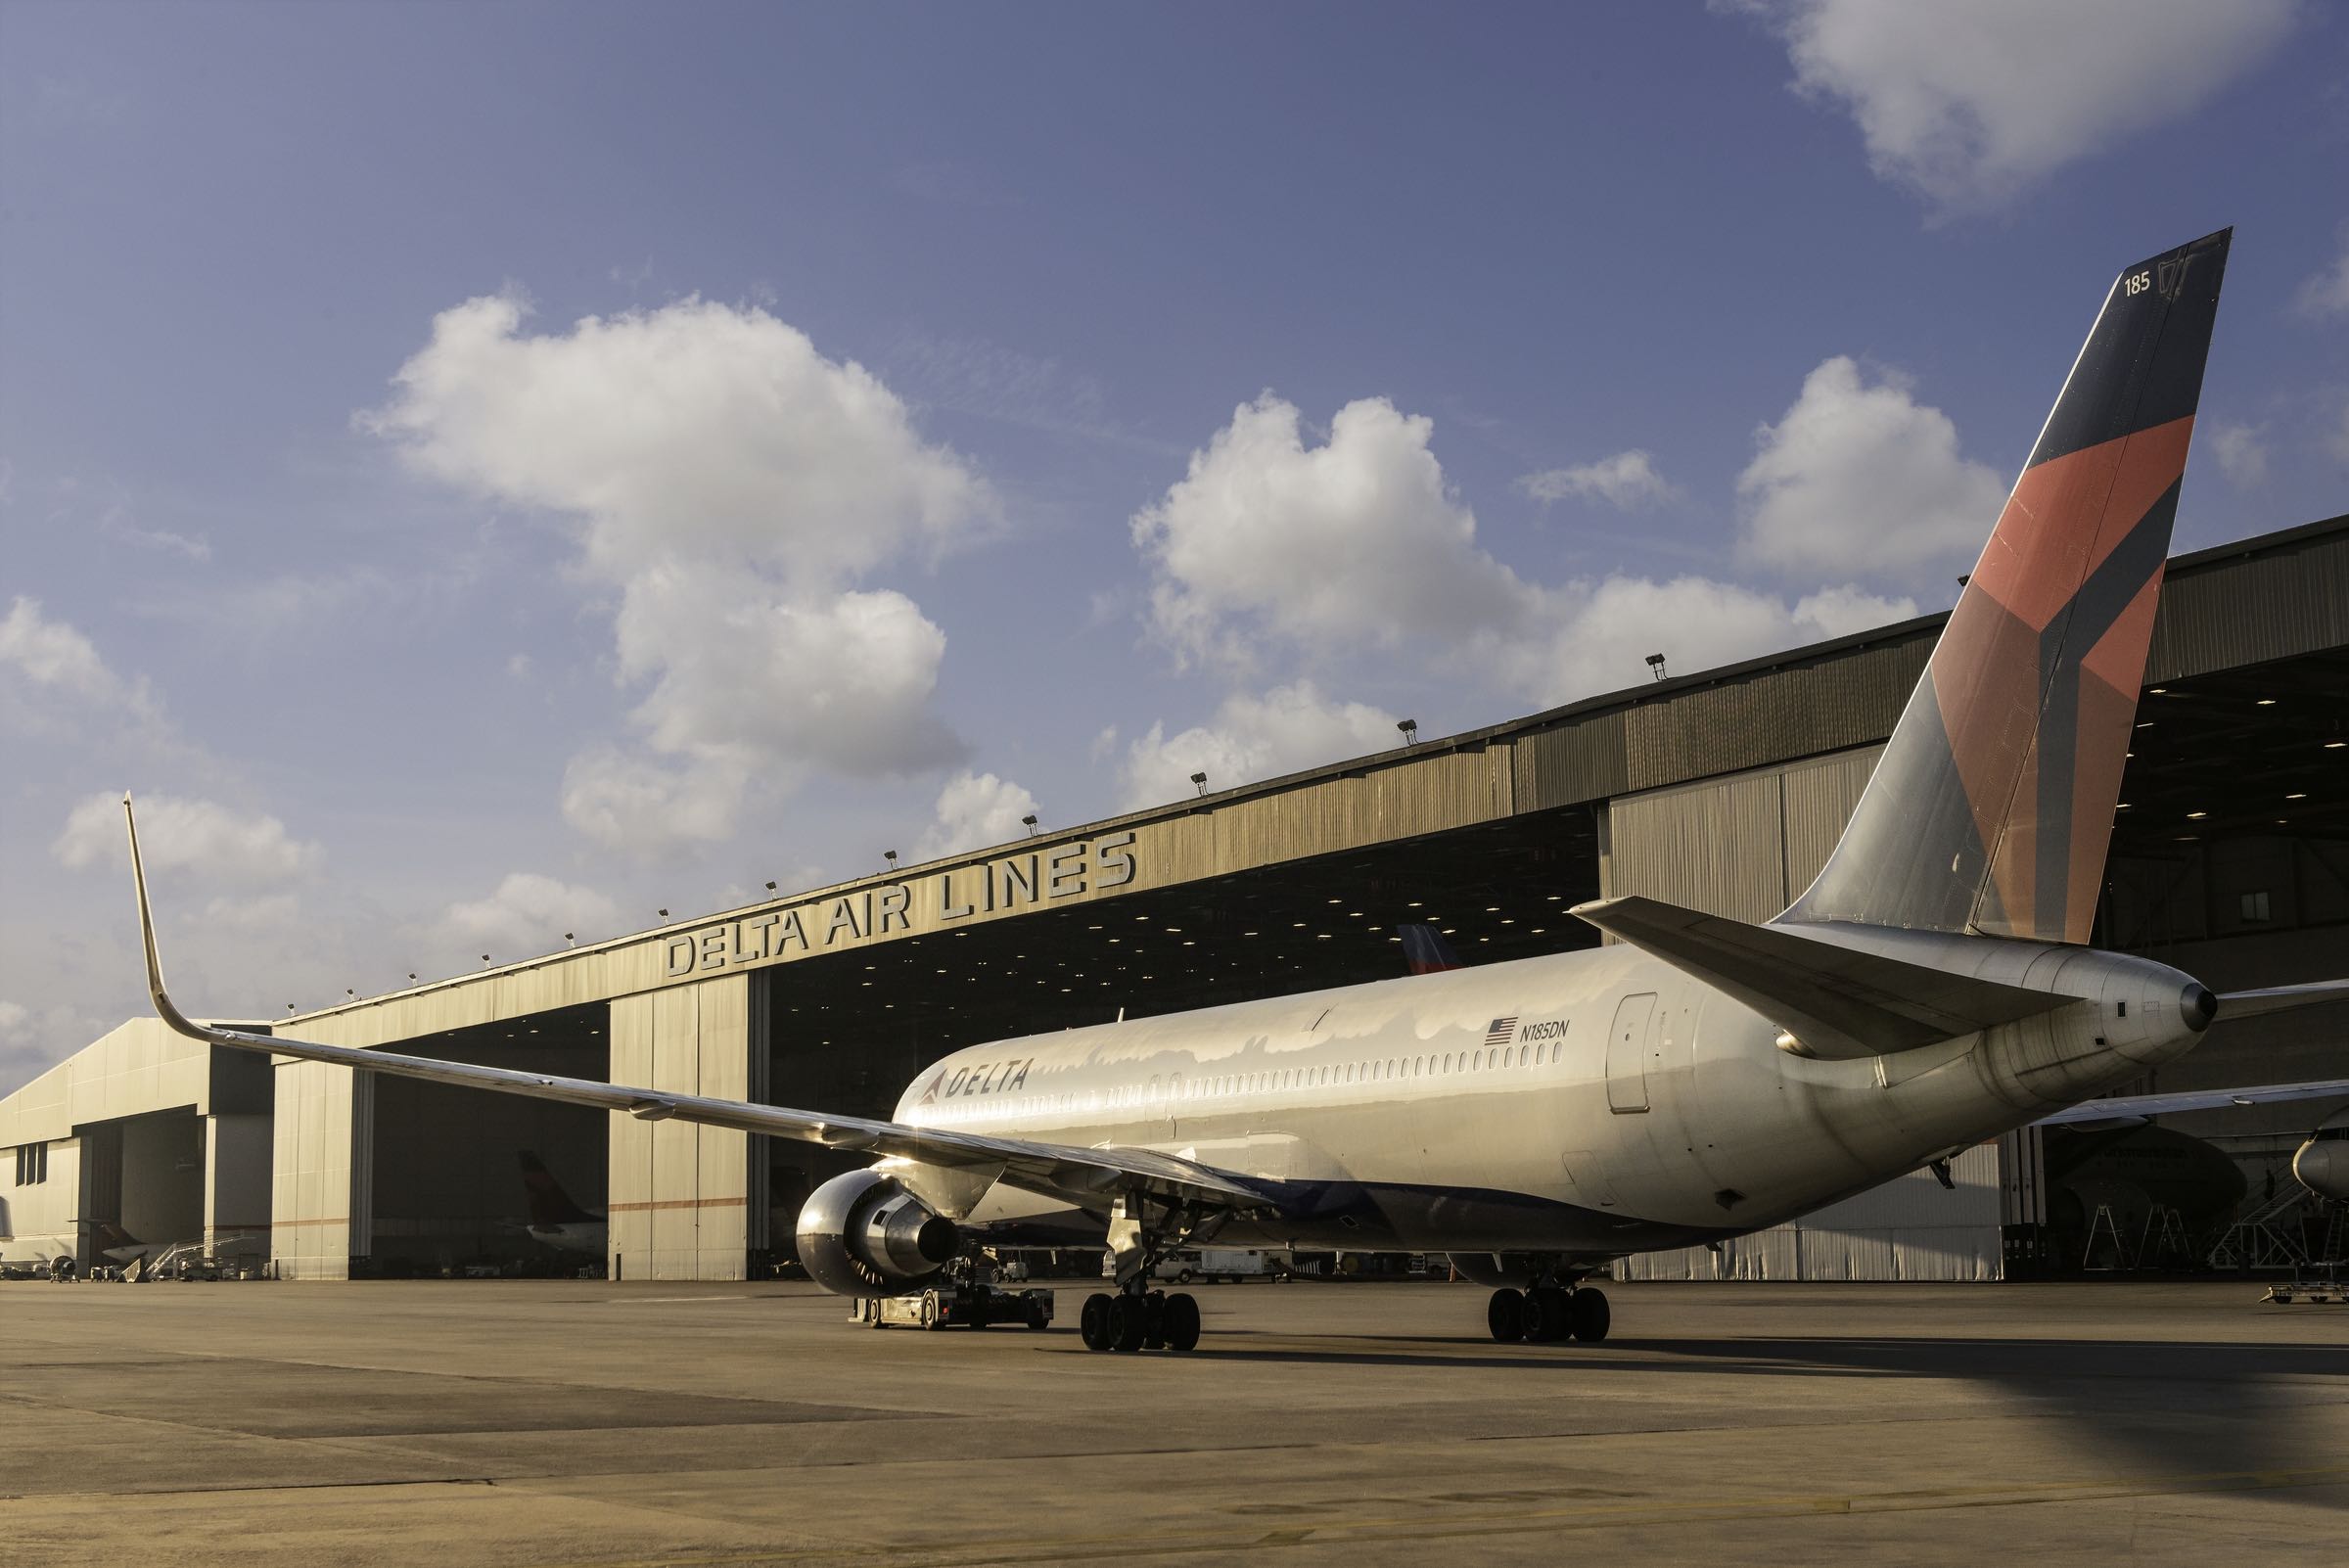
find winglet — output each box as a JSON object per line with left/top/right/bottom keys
{"left": 124, "top": 793, "right": 209, "bottom": 1044}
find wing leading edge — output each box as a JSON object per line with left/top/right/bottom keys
{"left": 123, "top": 797, "right": 1267, "bottom": 1218}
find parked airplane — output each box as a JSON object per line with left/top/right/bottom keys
{"left": 2041, "top": 1078, "right": 2349, "bottom": 1203}
{"left": 1398, "top": 924, "right": 1464, "bottom": 976}
{"left": 513, "top": 1150, "right": 609, "bottom": 1257}
{"left": 0, "top": 1221, "right": 179, "bottom": 1274}
{"left": 122, "top": 228, "right": 2346, "bottom": 1354}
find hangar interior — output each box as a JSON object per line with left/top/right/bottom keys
{"left": 358, "top": 1003, "right": 608, "bottom": 1274}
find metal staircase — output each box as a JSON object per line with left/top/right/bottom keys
{"left": 2207, "top": 1187, "right": 2312, "bottom": 1271}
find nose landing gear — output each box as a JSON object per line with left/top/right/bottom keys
{"left": 1486, "top": 1279, "right": 1610, "bottom": 1344}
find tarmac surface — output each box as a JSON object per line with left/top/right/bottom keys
{"left": 1, "top": 1276, "right": 2344, "bottom": 1566}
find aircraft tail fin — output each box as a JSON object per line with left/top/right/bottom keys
{"left": 519, "top": 1151, "right": 597, "bottom": 1225}
{"left": 1399, "top": 923, "right": 1464, "bottom": 975}
{"left": 1780, "top": 229, "right": 2230, "bottom": 945}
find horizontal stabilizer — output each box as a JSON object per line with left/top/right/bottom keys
{"left": 2217, "top": 981, "right": 2349, "bottom": 1021}
{"left": 1570, "top": 896, "right": 2079, "bottom": 1060}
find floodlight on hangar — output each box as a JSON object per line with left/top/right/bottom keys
{"left": 1190, "top": 771, "right": 1209, "bottom": 795}
{"left": 1397, "top": 717, "right": 1418, "bottom": 744}
{"left": 764, "top": 881, "right": 777, "bottom": 891}
{"left": 1022, "top": 813, "right": 1039, "bottom": 835}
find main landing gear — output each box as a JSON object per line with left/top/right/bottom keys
{"left": 1079, "top": 1286, "right": 1202, "bottom": 1353}
{"left": 1487, "top": 1281, "right": 1610, "bottom": 1344}
{"left": 1078, "top": 1188, "right": 1220, "bottom": 1354}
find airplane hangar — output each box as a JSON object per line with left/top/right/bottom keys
{"left": 4, "top": 514, "right": 2344, "bottom": 1283}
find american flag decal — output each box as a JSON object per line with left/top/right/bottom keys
{"left": 1485, "top": 1017, "right": 1518, "bottom": 1048}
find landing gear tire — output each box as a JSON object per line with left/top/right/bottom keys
{"left": 1142, "top": 1290, "right": 1168, "bottom": 1350}
{"left": 1569, "top": 1286, "right": 1611, "bottom": 1343}
{"left": 1164, "top": 1291, "right": 1202, "bottom": 1352}
{"left": 1080, "top": 1291, "right": 1115, "bottom": 1351}
{"left": 1526, "top": 1285, "right": 1572, "bottom": 1343}
{"left": 1487, "top": 1287, "right": 1525, "bottom": 1342}
{"left": 1025, "top": 1296, "right": 1049, "bottom": 1330}
{"left": 1109, "top": 1292, "right": 1149, "bottom": 1352}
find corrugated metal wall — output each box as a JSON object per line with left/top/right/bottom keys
{"left": 1602, "top": 745, "right": 1884, "bottom": 921}
{"left": 610, "top": 973, "right": 754, "bottom": 1281}
{"left": 1618, "top": 1143, "right": 2003, "bottom": 1282}
{"left": 2146, "top": 530, "right": 2349, "bottom": 682}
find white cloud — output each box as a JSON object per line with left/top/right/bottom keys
{"left": 1119, "top": 682, "right": 1402, "bottom": 809}
{"left": 2297, "top": 232, "right": 2349, "bottom": 318}
{"left": 1131, "top": 393, "right": 1529, "bottom": 671}
{"left": 1134, "top": 389, "right": 1935, "bottom": 720}
{"left": 1520, "top": 450, "right": 1678, "bottom": 510}
{"left": 558, "top": 747, "right": 752, "bottom": 855}
{"left": 0, "top": 598, "right": 152, "bottom": 715}
{"left": 55, "top": 792, "right": 320, "bottom": 886}
{"left": 1497, "top": 576, "right": 1917, "bottom": 702}
{"left": 2208, "top": 422, "right": 2269, "bottom": 488}
{"left": 438, "top": 873, "right": 621, "bottom": 960}
{"left": 366, "top": 293, "right": 990, "bottom": 854}
{"left": 914, "top": 771, "right": 1040, "bottom": 859}
{"left": 1736, "top": 356, "right": 2005, "bottom": 586}
{"left": 1732, "top": 0, "right": 2301, "bottom": 213}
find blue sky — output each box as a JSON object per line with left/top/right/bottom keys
{"left": 4, "top": 0, "right": 2345, "bottom": 1090}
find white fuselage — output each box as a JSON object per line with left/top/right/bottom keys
{"left": 0, "top": 1233, "right": 79, "bottom": 1268}
{"left": 893, "top": 939, "right": 2207, "bottom": 1257}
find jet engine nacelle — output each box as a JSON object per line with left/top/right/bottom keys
{"left": 2293, "top": 1136, "right": 2349, "bottom": 1203}
{"left": 795, "top": 1169, "right": 963, "bottom": 1298}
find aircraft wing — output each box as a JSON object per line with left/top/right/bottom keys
{"left": 2036, "top": 1079, "right": 2349, "bottom": 1129}
{"left": 122, "top": 800, "right": 1267, "bottom": 1218}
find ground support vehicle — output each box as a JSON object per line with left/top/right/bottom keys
{"left": 852, "top": 1282, "right": 1054, "bottom": 1331}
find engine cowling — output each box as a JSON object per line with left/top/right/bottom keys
{"left": 795, "top": 1169, "right": 963, "bottom": 1298}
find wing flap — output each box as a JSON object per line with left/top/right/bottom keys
{"left": 1570, "top": 895, "right": 2078, "bottom": 1060}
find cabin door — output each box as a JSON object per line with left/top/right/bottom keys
{"left": 1605, "top": 992, "right": 1656, "bottom": 1113}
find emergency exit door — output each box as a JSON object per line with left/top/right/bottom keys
{"left": 1606, "top": 992, "right": 1656, "bottom": 1113}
